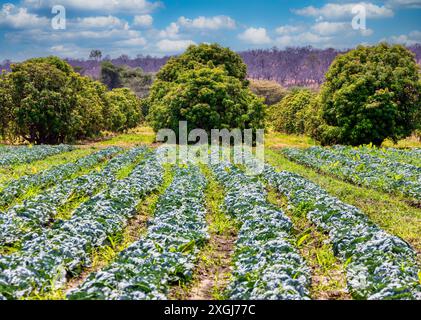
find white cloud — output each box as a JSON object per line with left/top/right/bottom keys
{"left": 360, "top": 28, "right": 374, "bottom": 36}
{"left": 50, "top": 45, "right": 66, "bottom": 52}
{"left": 48, "top": 44, "right": 90, "bottom": 59}
{"left": 311, "top": 21, "right": 350, "bottom": 36}
{"left": 276, "top": 32, "right": 331, "bottom": 47}
{"left": 24, "top": 0, "right": 162, "bottom": 14}
{"left": 384, "top": 30, "right": 421, "bottom": 45}
{"left": 9, "top": 28, "right": 143, "bottom": 43}
{"left": 177, "top": 15, "right": 236, "bottom": 30}
{"left": 156, "top": 39, "right": 195, "bottom": 52}
{"left": 133, "top": 14, "right": 153, "bottom": 27}
{"left": 74, "top": 16, "right": 128, "bottom": 30}
{"left": 293, "top": 2, "right": 394, "bottom": 20}
{"left": 158, "top": 22, "right": 180, "bottom": 39}
{"left": 275, "top": 25, "right": 303, "bottom": 35}
{"left": 238, "top": 27, "right": 272, "bottom": 45}
{"left": 386, "top": 0, "right": 421, "bottom": 8}
{"left": 116, "top": 37, "right": 147, "bottom": 47}
{"left": 0, "top": 4, "right": 48, "bottom": 29}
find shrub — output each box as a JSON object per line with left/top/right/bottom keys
{"left": 156, "top": 43, "right": 248, "bottom": 85}
{"left": 100, "top": 61, "right": 122, "bottom": 90}
{"left": 147, "top": 66, "right": 265, "bottom": 139}
{"left": 104, "top": 88, "right": 142, "bottom": 132}
{"left": 0, "top": 56, "right": 143, "bottom": 144}
{"left": 320, "top": 43, "right": 421, "bottom": 146}
{"left": 0, "top": 71, "right": 13, "bottom": 141}
{"left": 148, "top": 44, "right": 265, "bottom": 141}
{"left": 268, "top": 88, "right": 315, "bottom": 134}
{"left": 4, "top": 57, "right": 78, "bottom": 144}
{"left": 101, "top": 62, "right": 153, "bottom": 98}
{"left": 70, "top": 77, "right": 107, "bottom": 140}
{"left": 249, "top": 79, "right": 287, "bottom": 105}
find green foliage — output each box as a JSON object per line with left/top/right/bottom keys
{"left": 104, "top": 88, "right": 143, "bottom": 132}
{"left": 0, "top": 56, "right": 143, "bottom": 144}
{"left": 100, "top": 62, "right": 153, "bottom": 98}
{"left": 0, "top": 71, "right": 13, "bottom": 140}
{"left": 320, "top": 43, "right": 421, "bottom": 146}
{"left": 156, "top": 43, "right": 248, "bottom": 85}
{"left": 268, "top": 88, "right": 315, "bottom": 135}
{"left": 120, "top": 67, "right": 153, "bottom": 98}
{"left": 148, "top": 44, "right": 264, "bottom": 139}
{"left": 5, "top": 57, "right": 78, "bottom": 144}
{"left": 249, "top": 79, "right": 287, "bottom": 105}
{"left": 100, "top": 61, "right": 122, "bottom": 90}
{"left": 148, "top": 65, "right": 265, "bottom": 139}
{"left": 70, "top": 77, "right": 107, "bottom": 139}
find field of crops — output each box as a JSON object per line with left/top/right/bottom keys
{"left": 282, "top": 146, "right": 421, "bottom": 202}
{"left": 0, "top": 144, "right": 420, "bottom": 300}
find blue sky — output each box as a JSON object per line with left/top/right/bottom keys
{"left": 0, "top": 0, "right": 420, "bottom": 61}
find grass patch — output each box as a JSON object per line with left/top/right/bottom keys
{"left": 96, "top": 126, "right": 156, "bottom": 148}
{"left": 265, "top": 148, "right": 421, "bottom": 263}
{"left": 382, "top": 136, "right": 421, "bottom": 149}
{"left": 1, "top": 162, "right": 108, "bottom": 212}
{"left": 265, "top": 131, "right": 316, "bottom": 149}
{"left": 0, "top": 148, "right": 96, "bottom": 187}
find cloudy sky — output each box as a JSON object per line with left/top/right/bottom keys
{"left": 0, "top": 0, "right": 420, "bottom": 61}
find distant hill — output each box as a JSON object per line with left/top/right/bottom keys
{"left": 2, "top": 44, "right": 420, "bottom": 88}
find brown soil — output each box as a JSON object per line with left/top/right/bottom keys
{"left": 188, "top": 234, "right": 236, "bottom": 300}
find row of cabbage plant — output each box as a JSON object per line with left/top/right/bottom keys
{"left": 68, "top": 164, "right": 208, "bottom": 300}
{"left": 210, "top": 160, "right": 311, "bottom": 300}
{"left": 263, "top": 165, "right": 421, "bottom": 300}
{"left": 332, "top": 145, "right": 421, "bottom": 168}
{"left": 0, "top": 147, "right": 147, "bottom": 248}
{"left": 0, "top": 145, "right": 74, "bottom": 167}
{"left": 282, "top": 147, "right": 420, "bottom": 200}
{"left": 0, "top": 149, "right": 164, "bottom": 300}
{"left": 330, "top": 145, "right": 421, "bottom": 171}
{"left": 0, "top": 147, "right": 121, "bottom": 209}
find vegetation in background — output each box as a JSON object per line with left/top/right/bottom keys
{"left": 89, "top": 50, "right": 102, "bottom": 62}
{"left": 268, "top": 88, "right": 316, "bottom": 134}
{"left": 0, "top": 57, "right": 144, "bottom": 144}
{"left": 249, "top": 79, "right": 287, "bottom": 105}
{"left": 147, "top": 44, "right": 265, "bottom": 141}
{"left": 103, "top": 88, "right": 143, "bottom": 133}
{"left": 319, "top": 43, "right": 420, "bottom": 146}
{"left": 100, "top": 61, "right": 153, "bottom": 98}
{"left": 156, "top": 43, "right": 248, "bottom": 85}
{"left": 148, "top": 66, "right": 265, "bottom": 140}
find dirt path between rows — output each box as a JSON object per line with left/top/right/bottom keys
{"left": 169, "top": 167, "right": 238, "bottom": 300}
{"left": 187, "top": 234, "right": 236, "bottom": 300}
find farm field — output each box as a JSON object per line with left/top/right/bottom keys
{"left": 0, "top": 130, "right": 420, "bottom": 300}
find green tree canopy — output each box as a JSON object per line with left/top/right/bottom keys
{"left": 100, "top": 61, "right": 122, "bottom": 90}
{"left": 249, "top": 79, "right": 287, "bottom": 106}
{"left": 320, "top": 43, "right": 421, "bottom": 146}
{"left": 268, "top": 88, "right": 315, "bottom": 134}
{"left": 156, "top": 43, "right": 248, "bottom": 85}
{"left": 0, "top": 56, "right": 143, "bottom": 144}
{"left": 5, "top": 58, "right": 77, "bottom": 144}
{"left": 100, "top": 62, "right": 153, "bottom": 98}
{"left": 0, "top": 71, "right": 13, "bottom": 140}
{"left": 147, "top": 65, "right": 264, "bottom": 138}
{"left": 104, "top": 88, "right": 143, "bottom": 132}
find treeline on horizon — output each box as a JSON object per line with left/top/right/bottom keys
{"left": 1, "top": 44, "right": 421, "bottom": 87}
